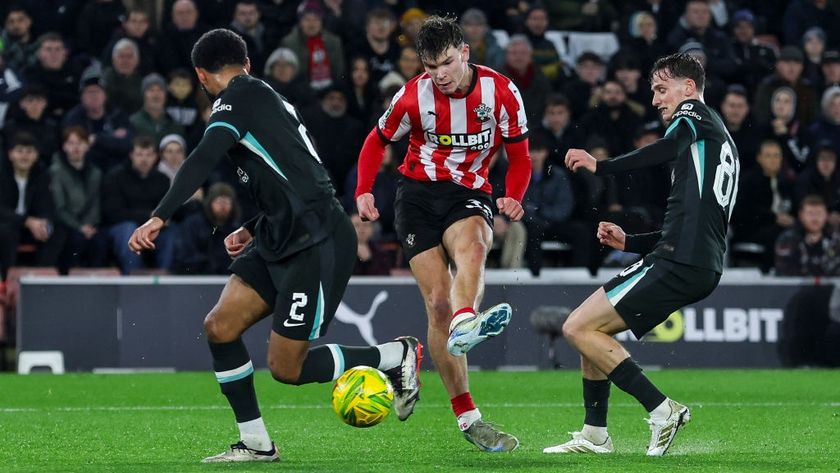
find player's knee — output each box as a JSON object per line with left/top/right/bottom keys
{"left": 425, "top": 294, "right": 452, "bottom": 327}
{"left": 268, "top": 359, "right": 302, "bottom": 385}
{"left": 562, "top": 317, "right": 582, "bottom": 344}
{"left": 204, "top": 310, "right": 237, "bottom": 343}
{"left": 458, "top": 239, "right": 489, "bottom": 264}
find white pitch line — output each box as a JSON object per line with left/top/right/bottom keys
{"left": 1, "top": 401, "right": 838, "bottom": 413}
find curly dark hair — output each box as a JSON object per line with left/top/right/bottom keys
{"left": 651, "top": 53, "right": 706, "bottom": 92}
{"left": 415, "top": 15, "right": 464, "bottom": 63}
{"left": 191, "top": 28, "right": 248, "bottom": 72}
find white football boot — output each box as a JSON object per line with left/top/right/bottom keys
{"left": 543, "top": 431, "right": 614, "bottom": 454}
{"left": 384, "top": 336, "right": 423, "bottom": 421}
{"left": 646, "top": 399, "right": 691, "bottom": 456}
{"left": 447, "top": 303, "right": 512, "bottom": 356}
{"left": 201, "top": 441, "right": 279, "bottom": 463}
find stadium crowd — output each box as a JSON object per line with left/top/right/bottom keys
{"left": 1, "top": 0, "right": 840, "bottom": 281}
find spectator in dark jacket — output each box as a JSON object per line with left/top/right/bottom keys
{"left": 103, "top": 38, "right": 144, "bottom": 115}
{"left": 1, "top": 6, "right": 38, "bottom": 72}
{"left": 0, "top": 132, "right": 61, "bottom": 278}
{"left": 783, "top": 0, "right": 840, "bottom": 48}
{"left": 579, "top": 80, "right": 643, "bottom": 156}
{"left": 760, "top": 86, "right": 813, "bottom": 175}
{"left": 502, "top": 35, "right": 552, "bottom": 127}
{"left": 22, "top": 33, "right": 81, "bottom": 119}
{"left": 775, "top": 195, "right": 840, "bottom": 276}
{"left": 562, "top": 51, "right": 604, "bottom": 120}
{"left": 753, "top": 46, "right": 818, "bottom": 126}
{"left": 103, "top": 136, "right": 174, "bottom": 274}
{"left": 173, "top": 182, "right": 240, "bottom": 275}
{"left": 522, "top": 6, "right": 565, "bottom": 83}
{"left": 808, "top": 85, "right": 840, "bottom": 158}
{"left": 795, "top": 144, "right": 840, "bottom": 228}
{"left": 156, "top": 0, "right": 209, "bottom": 75}
{"left": 3, "top": 84, "right": 59, "bottom": 167}
{"left": 730, "top": 9, "right": 776, "bottom": 96}
{"left": 49, "top": 127, "right": 108, "bottom": 273}
{"left": 667, "top": 0, "right": 737, "bottom": 79}
{"left": 74, "top": 0, "right": 125, "bottom": 58}
{"left": 263, "top": 47, "right": 316, "bottom": 109}
{"left": 732, "top": 140, "right": 796, "bottom": 272}
{"left": 720, "top": 85, "right": 761, "bottom": 170}
{"left": 61, "top": 66, "right": 134, "bottom": 174}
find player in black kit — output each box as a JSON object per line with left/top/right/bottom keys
{"left": 543, "top": 53, "right": 740, "bottom": 457}
{"left": 128, "top": 29, "right": 421, "bottom": 463}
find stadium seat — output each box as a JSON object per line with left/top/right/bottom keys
{"left": 18, "top": 351, "right": 65, "bottom": 374}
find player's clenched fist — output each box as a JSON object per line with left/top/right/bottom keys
{"left": 565, "top": 148, "right": 597, "bottom": 173}
{"left": 496, "top": 197, "right": 524, "bottom": 222}
{"left": 596, "top": 221, "right": 625, "bottom": 251}
{"left": 224, "top": 227, "right": 253, "bottom": 258}
{"left": 355, "top": 193, "right": 380, "bottom": 222}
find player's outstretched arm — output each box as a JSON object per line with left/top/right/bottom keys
{"left": 499, "top": 138, "right": 531, "bottom": 222}
{"left": 591, "top": 120, "right": 694, "bottom": 175}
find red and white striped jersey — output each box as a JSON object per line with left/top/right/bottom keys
{"left": 376, "top": 64, "right": 528, "bottom": 193}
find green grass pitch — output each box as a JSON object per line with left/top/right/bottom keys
{"left": 1, "top": 369, "right": 838, "bottom": 472}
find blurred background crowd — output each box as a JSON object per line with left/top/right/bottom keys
{"left": 1, "top": 0, "right": 840, "bottom": 281}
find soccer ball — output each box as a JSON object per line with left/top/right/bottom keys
{"left": 331, "top": 365, "right": 394, "bottom": 428}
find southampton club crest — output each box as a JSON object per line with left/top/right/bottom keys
{"left": 474, "top": 103, "right": 492, "bottom": 123}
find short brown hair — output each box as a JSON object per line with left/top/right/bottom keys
{"left": 132, "top": 135, "right": 157, "bottom": 151}
{"left": 62, "top": 126, "right": 90, "bottom": 143}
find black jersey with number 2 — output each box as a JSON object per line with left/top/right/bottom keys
{"left": 153, "top": 75, "right": 342, "bottom": 261}
{"left": 596, "top": 99, "right": 740, "bottom": 273}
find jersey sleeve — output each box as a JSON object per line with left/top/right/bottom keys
{"left": 376, "top": 85, "right": 412, "bottom": 142}
{"left": 204, "top": 86, "right": 250, "bottom": 142}
{"left": 498, "top": 80, "right": 528, "bottom": 142}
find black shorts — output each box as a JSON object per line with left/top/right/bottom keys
{"left": 394, "top": 178, "right": 494, "bottom": 261}
{"left": 604, "top": 255, "right": 721, "bottom": 338}
{"left": 229, "top": 214, "right": 357, "bottom": 341}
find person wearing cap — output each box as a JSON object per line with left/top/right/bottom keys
{"left": 821, "top": 49, "right": 840, "bottom": 93}
{"left": 3, "top": 85, "right": 59, "bottom": 164}
{"left": 263, "top": 47, "right": 316, "bottom": 108}
{"left": 795, "top": 143, "right": 840, "bottom": 220}
{"left": 666, "top": 0, "right": 737, "bottom": 79}
{"left": 129, "top": 72, "right": 185, "bottom": 145}
{"left": 397, "top": 7, "right": 427, "bottom": 48}
{"left": 802, "top": 27, "right": 828, "bottom": 89}
{"left": 173, "top": 182, "right": 241, "bottom": 275}
{"left": 61, "top": 65, "right": 134, "bottom": 174}
{"left": 753, "top": 45, "right": 818, "bottom": 126}
{"left": 280, "top": 0, "right": 345, "bottom": 90}
{"left": 730, "top": 9, "right": 775, "bottom": 96}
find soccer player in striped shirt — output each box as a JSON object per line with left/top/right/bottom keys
{"left": 355, "top": 16, "right": 531, "bottom": 452}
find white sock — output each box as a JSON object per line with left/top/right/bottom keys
{"left": 450, "top": 309, "right": 477, "bottom": 331}
{"left": 238, "top": 417, "right": 271, "bottom": 451}
{"left": 376, "top": 341, "right": 404, "bottom": 371}
{"left": 582, "top": 424, "right": 609, "bottom": 444}
{"left": 457, "top": 408, "right": 482, "bottom": 431}
{"left": 649, "top": 398, "right": 672, "bottom": 422}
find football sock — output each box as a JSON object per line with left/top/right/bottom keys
{"left": 607, "top": 357, "right": 666, "bottom": 412}
{"left": 450, "top": 307, "right": 476, "bottom": 328}
{"left": 237, "top": 418, "right": 272, "bottom": 451}
{"left": 376, "top": 341, "right": 404, "bottom": 371}
{"left": 209, "top": 338, "right": 270, "bottom": 449}
{"left": 581, "top": 425, "right": 609, "bottom": 445}
{"left": 451, "top": 392, "right": 481, "bottom": 430}
{"left": 649, "top": 399, "right": 673, "bottom": 422}
{"left": 296, "top": 344, "right": 382, "bottom": 384}
{"left": 582, "top": 378, "right": 610, "bottom": 427}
